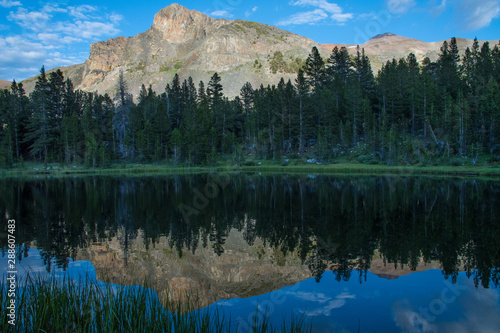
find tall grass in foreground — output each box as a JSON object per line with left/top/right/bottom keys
{"left": 0, "top": 274, "right": 311, "bottom": 332}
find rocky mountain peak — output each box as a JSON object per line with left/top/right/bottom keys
{"left": 151, "top": 3, "right": 230, "bottom": 43}
{"left": 370, "top": 32, "right": 397, "bottom": 40}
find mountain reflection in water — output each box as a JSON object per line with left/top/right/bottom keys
{"left": 1, "top": 174, "right": 499, "bottom": 331}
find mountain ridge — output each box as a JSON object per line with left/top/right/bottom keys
{"left": 17, "top": 3, "right": 499, "bottom": 98}
{"left": 0, "top": 79, "right": 10, "bottom": 90}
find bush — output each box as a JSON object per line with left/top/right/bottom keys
{"left": 292, "top": 159, "right": 307, "bottom": 166}
{"left": 243, "top": 160, "right": 257, "bottom": 166}
{"left": 449, "top": 158, "right": 464, "bottom": 166}
{"left": 357, "top": 154, "right": 378, "bottom": 165}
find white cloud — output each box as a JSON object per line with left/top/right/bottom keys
{"left": 392, "top": 282, "right": 500, "bottom": 333}
{"left": 277, "top": 9, "right": 328, "bottom": 25}
{"left": 245, "top": 6, "right": 258, "bottom": 17}
{"left": 0, "top": 0, "right": 21, "bottom": 8}
{"left": 0, "top": 36, "right": 49, "bottom": 65}
{"left": 357, "top": 13, "right": 378, "bottom": 20}
{"left": 285, "top": 291, "right": 356, "bottom": 317}
{"left": 293, "top": 0, "right": 352, "bottom": 21}
{"left": 0, "top": 3, "right": 122, "bottom": 81}
{"left": 210, "top": 10, "right": 233, "bottom": 18}
{"left": 56, "top": 20, "right": 120, "bottom": 39}
{"left": 109, "top": 13, "right": 124, "bottom": 25}
{"left": 42, "top": 5, "right": 67, "bottom": 14}
{"left": 68, "top": 5, "right": 97, "bottom": 20}
{"left": 432, "top": 0, "right": 447, "bottom": 16}
{"left": 386, "top": 0, "right": 416, "bottom": 14}
{"left": 277, "top": 0, "right": 353, "bottom": 26}
{"left": 286, "top": 291, "right": 332, "bottom": 302}
{"left": 305, "top": 299, "right": 346, "bottom": 316}
{"left": 8, "top": 7, "right": 52, "bottom": 32}
{"left": 7, "top": 5, "right": 121, "bottom": 42}
{"left": 37, "top": 33, "right": 81, "bottom": 45}
{"left": 458, "top": 0, "right": 500, "bottom": 30}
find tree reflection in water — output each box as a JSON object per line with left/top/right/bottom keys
{"left": 1, "top": 175, "right": 499, "bottom": 288}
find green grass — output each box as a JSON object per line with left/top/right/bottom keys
{"left": 232, "top": 22, "right": 247, "bottom": 34}
{"left": 1, "top": 159, "right": 499, "bottom": 179}
{"left": 0, "top": 274, "right": 312, "bottom": 332}
{"left": 238, "top": 21, "right": 270, "bottom": 37}
{"left": 241, "top": 162, "right": 500, "bottom": 177}
{"left": 159, "top": 65, "right": 171, "bottom": 73}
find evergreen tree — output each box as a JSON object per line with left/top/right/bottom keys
{"left": 207, "top": 72, "right": 223, "bottom": 111}
{"left": 27, "top": 66, "right": 52, "bottom": 162}
{"left": 295, "top": 69, "right": 309, "bottom": 154}
{"left": 113, "top": 69, "right": 132, "bottom": 158}
{"left": 166, "top": 74, "right": 182, "bottom": 128}
{"left": 327, "top": 46, "right": 353, "bottom": 84}
{"left": 304, "top": 46, "right": 326, "bottom": 92}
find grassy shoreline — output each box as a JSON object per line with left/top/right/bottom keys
{"left": 1, "top": 161, "right": 500, "bottom": 178}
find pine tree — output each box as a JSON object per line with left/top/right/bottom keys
{"left": 171, "top": 128, "right": 182, "bottom": 164}
{"left": 6, "top": 81, "right": 29, "bottom": 160}
{"left": 485, "top": 78, "right": 500, "bottom": 153}
{"left": 207, "top": 73, "right": 224, "bottom": 148}
{"left": 240, "top": 82, "right": 254, "bottom": 117}
{"left": 327, "top": 46, "right": 352, "bottom": 84}
{"left": 62, "top": 111, "right": 81, "bottom": 164}
{"left": 304, "top": 46, "right": 326, "bottom": 92}
{"left": 406, "top": 53, "right": 420, "bottom": 135}
{"left": 356, "top": 47, "right": 375, "bottom": 97}
{"left": 113, "top": 69, "right": 132, "bottom": 158}
{"left": 166, "top": 74, "right": 182, "bottom": 128}
{"left": 27, "top": 66, "right": 52, "bottom": 162}
{"left": 295, "top": 69, "right": 309, "bottom": 155}
{"left": 207, "top": 72, "right": 223, "bottom": 111}
{"left": 492, "top": 43, "right": 500, "bottom": 83}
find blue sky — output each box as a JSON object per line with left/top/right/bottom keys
{"left": 1, "top": 0, "right": 500, "bottom": 81}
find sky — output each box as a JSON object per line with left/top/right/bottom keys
{"left": 1, "top": 0, "right": 500, "bottom": 82}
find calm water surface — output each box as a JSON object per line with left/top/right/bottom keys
{"left": 1, "top": 174, "right": 500, "bottom": 332}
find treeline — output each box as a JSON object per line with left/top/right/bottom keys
{"left": 1, "top": 37, "right": 500, "bottom": 167}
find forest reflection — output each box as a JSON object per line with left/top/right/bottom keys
{"left": 1, "top": 174, "right": 499, "bottom": 288}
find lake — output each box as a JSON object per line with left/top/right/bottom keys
{"left": 1, "top": 174, "right": 500, "bottom": 332}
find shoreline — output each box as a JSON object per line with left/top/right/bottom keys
{"left": 1, "top": 162, "right": 500, "bottom": 178}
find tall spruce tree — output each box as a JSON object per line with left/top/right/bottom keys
{"left": 304, "top": 46, "right": 326, "bottom": 92}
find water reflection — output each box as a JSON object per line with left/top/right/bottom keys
{"left": 1, "top": 175, "right": 499, "bottom": 300}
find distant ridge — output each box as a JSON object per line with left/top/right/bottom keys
{"left": 0, "top": 79, "right": 11, "bottom": 90}
{"left": 321, "top": 34, "right": 498, "bottom": 70}
{"left": 370, "top": 32, "right": 397, "bottom": 40}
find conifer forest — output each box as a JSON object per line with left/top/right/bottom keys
{"left": 1, "top": 37, "right": 500, "bottom": 168}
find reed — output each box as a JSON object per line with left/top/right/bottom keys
{"left": 1, "top": 274, "right": 312, "bottom": 332}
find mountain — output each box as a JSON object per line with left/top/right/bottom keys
{"left": 322, "top": 32, "right": 498, "bottom": 69}
{"left": 0, "top": 79, "right": 11, "bottom": 90}
{"left": 22, "top": 3, "right": 328, "bottom": 98}
{"left": 20, "top": 4, "right": 498, "bottom": 99}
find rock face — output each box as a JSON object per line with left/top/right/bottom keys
{"left": 20, "top": 4, "right": 499, "bottom": 99}
{"left": 151, "top": 3, "right": 229, "bottom": 43}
